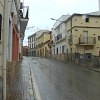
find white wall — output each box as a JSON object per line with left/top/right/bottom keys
{"left": 0, "top": 0, "right": 4, "bottom": 77}
{"left": 53, "top": 15, "right": 70, "bottom": 29}
{"left": 55, "top": 40, "right": 66, "bottom": 54}
{"left": 52, "top": 15, "right": 69, "bottom": 58}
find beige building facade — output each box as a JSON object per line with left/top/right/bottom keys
{"left": 36, "top": 31, "right": 50, "bottom": 57}
{"left": 66, "top": 13, "right": 100, "bottom": 68}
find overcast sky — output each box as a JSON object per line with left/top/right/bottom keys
{"left": 23, "top": 0, "right": 99, "bottom": 45}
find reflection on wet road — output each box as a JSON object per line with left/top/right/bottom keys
{"left": 30, "top": 57, "right": 100, "bottom": 100}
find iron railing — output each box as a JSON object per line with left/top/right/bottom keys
{"left": 79, "top": 37, "right": 96, "bottom": 44}
{"left": 20, "top": 6, "right": 29, "bottom": 19}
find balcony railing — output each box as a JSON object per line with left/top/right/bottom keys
{"left": 20, "top": 6, "right": 29, "bottom": 19}
{"left": 55, "top": 33, "right": 62, "bottom": 41}
{"left": 68, "top": 35, "right": 73, "bottom": 44}
{"left": 79, "top": 37, "right": 96, "bottom": 45}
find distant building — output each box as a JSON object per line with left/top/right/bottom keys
{"left": 28, "top": 33, "right": 36, "bottom": 56}
{"left": 48, "top": 31, "right": 52, "bottom": 58}
{"left": 23, "top": 46, "right": 28, "bottom": 56}
{"left": 36, "top": 30, "right": 51, "bottom": 57}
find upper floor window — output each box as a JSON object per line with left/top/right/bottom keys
{"left": 98, "top": 36, "right": 100, "bottom": 40}
{"left": 32, "top": 37, "right": 33, "bottom": 42}
{"left": 62, "top": 45, "right": 65, "bottom": 53}
{"left": 34, "top": 43, "right": 35, "bottom": 47}
{"left": 34, "top": 36, "right": 35, "bottom": 41}
{"left": 85, "top": 18, "right": 89, "bottom": 22}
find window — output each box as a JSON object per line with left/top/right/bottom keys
{"left": 57, "top": 48, "right": 58, "bottom": 54}
{"left": 30, "top": 38, "right": 31, "bottom": 42}
{"left": 86, "top": 53, "right": 91, "bottom": 60}
{"left": 32, "top": 37, "right": 33, "bottom": 42}
{"left": 71, "top": 19, "right": 72, "bottom": 27}
{"left": 98, "top": 36, "right": 100, "bottom": 40}
{"left": 62, "top": 45, "right": 65, "bottom": 53}
{"left": 75, "top": 53, "right": 80, "bottom": 58}
{"left": 0, "top": 14, "right": 2, "bottom": 40}
{"left": 28, "top": 44, "right": 30, "bottom": 48}
{"left": 85, "top": 18, "right": 89, "bottom": 22}
{"left": 32, "top": 43, "right": 33, "bottom": 48}
{"left": 34, "top": 43, "right": 35, "bottom": 47}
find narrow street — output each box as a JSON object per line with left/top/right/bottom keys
{"left": 29, "top": 57, "right": 100, "bottom": 100}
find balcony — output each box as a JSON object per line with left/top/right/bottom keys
{"left": 79, "top": 37, "right": 96, "bottom": 45}
{"left": 68, "top": 35, "right": 73, "bottom": 45}
{"left": 20, "top": 5, "right": 29, "bottom": 38}
{"left": 56, "top": 33, "right": 62, "bottom": 41}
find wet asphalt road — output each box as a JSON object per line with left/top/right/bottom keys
{"left": 30, "top": 57, "right": 100, "bottom": 100}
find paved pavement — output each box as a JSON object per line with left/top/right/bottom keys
{"left": 31, "top": 57, "right": 100, "bottom": 100}
{"left": 7, "top": 57, "right": 35, "bottom": 100}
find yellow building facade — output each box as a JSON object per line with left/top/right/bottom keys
{"left": 36, "top": 32, "right": 50, "bottom": 57}
{"left": 66, "top": 14, "right": 100, "bottom": 68}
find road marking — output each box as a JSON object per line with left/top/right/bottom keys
{"left": 31, "top": 68, "right": 41, "bottom": 100}
{"left": 29, "top": 88, "right": 33, "bottom": 95}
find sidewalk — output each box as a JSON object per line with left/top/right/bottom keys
{"left": 7, "top": 57, "right": 35, "bottom": 100}
{"left": 39, "top": 57, "right": 100, "bottom": 73}
{"left": 90, "top": 68, "right": 100, "bottom": 73}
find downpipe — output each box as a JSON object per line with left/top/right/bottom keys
{"left": 3, "top": 0, "right": 9, "bottom": 100}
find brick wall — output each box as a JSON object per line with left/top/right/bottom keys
{"left": 23, "top": 46, "right": 28, "bottom": 56}
{"left": 6, "top": 61, "right": 20, "bottom": 94}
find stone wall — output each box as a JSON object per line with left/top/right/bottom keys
{"left": 6, "top": 61, "right": 20, "bottom": 94}
{"left": 56, "top": 54, "right": 66, "bottom": 61}
{"left": 56, "top": 54, "right": 60, "bottom": 60}
{"left": 67, "top": 53, "right": 100, "bottom": 69}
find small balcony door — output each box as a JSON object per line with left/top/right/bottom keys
{"left": 83, "top": 31, "right": 88, "bottom": 44}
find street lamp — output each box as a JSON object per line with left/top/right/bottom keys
{"left": 50, "top": 18, "right": 65, "bottom": 23}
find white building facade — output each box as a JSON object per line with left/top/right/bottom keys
{"left": 28, "top": 33, "right": 36, "bottom": 56}
{"left": 52, "top": 15, "right": 70, "bottom": 60}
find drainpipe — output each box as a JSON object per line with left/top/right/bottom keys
{"left": 3, "top": 0, "right": 9, "bottom": 99}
